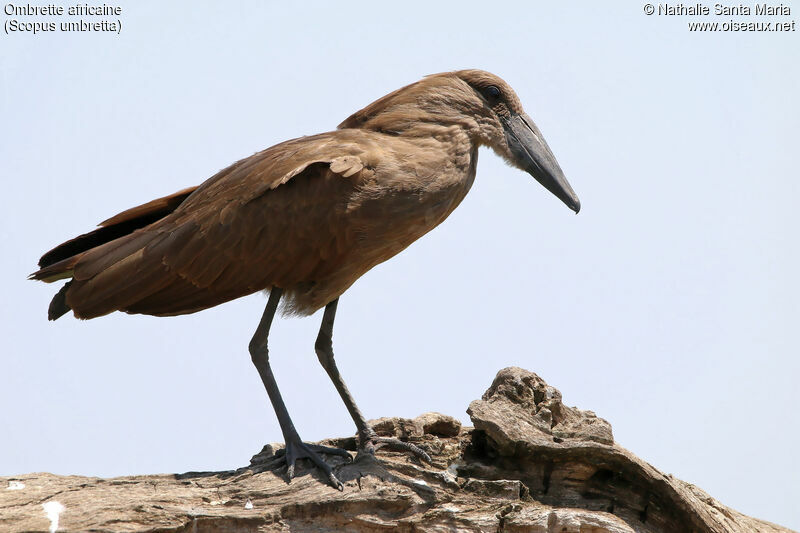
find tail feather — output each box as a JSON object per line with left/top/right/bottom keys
{"left": 48, "top": 281, "right": 72, "bottom": 321}
{"left": 29, "top": 255, "right": 80, "bottom": 283}
{"left": 36, "top": 186, "right": 196, "bottom": 270}
{"left": 66, "top": 233, "right": 173, "bottom": 319}
{"left": 38, "top": 219, "right": 157, "bottom": 270}
{"left": 31, "top": 186, "right": 196, "bottom": 320}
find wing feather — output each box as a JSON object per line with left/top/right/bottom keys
{"left": 63, "top": 130, "right": 379, "bottom": 319}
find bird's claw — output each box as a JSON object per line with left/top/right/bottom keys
{"left": 276, "top": 440, "right": 350, "bottom": 490}
{"left": 360, "top": 430, "right": 432, "bottom": 463}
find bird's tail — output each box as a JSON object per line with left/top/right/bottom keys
{"left": 29, "top": 186, "right": 198, "bottom": 320}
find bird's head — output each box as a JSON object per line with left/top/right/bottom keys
{"left": 339, "top": 69, "right": 580, "bottom": 214}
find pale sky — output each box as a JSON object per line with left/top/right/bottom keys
{"left": 1, "top": 1, "right": 798, "bottom": 529}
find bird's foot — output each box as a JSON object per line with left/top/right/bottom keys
{"left": 358, "top": 429, "right": 432, "bottom": 464}
{"left": 272, "top": 439, "right": 351, "bottom": 490}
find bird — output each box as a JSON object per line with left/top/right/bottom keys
{"left": 30, "top": 69, "right": 580, "bottom": 490}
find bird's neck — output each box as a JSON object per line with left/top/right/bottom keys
{"left": 350, "top": 106, "right": 481, "bottom": 146}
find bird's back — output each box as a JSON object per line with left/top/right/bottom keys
{"left": 33, "top": 128, "right": 477, "bottom": 319}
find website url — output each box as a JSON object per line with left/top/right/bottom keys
{"left": 688, "top": 20, "right": 796, "bottom": 31}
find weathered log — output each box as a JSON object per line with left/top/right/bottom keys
{"left": 1, "top": 368, "right": 791, "bottom": 532}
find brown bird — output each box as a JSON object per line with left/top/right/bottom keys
{"left": 31, "top": 69, "right": 580, "bottom": 489}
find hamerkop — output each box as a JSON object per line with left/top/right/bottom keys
{"left": 31, "top": 70, "right": 580, "bottom": 489}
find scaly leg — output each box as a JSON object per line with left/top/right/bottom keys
{"left": 315, "top": 298, "right": 431, "bottom": 463}
{"left": 249, "top": 288, "right": 351, "bottom": 489}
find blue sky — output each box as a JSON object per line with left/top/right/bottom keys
{"left": 1, "top": 1, "right": 798, "bottom": 528}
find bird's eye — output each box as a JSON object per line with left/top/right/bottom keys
{"left": 484, "top": 85, "right": 501, "bottom": 101}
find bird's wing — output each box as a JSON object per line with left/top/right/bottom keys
{"left": 100, "top": 186, "right": 199, "bottom": 227}
{"left": 66, "top": 131, "right": 380, "bottom": 318}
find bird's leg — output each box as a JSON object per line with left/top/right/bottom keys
{"left": 315, "top": 299, "right": 431, "bottom": 463}
{"left": 249, "top": 288, "right": 350, "bottom": 490}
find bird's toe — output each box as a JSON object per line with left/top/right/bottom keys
{"left": 358, "top": 429, "right": 431, "bottom": 463}
{"left": 280, "top": 440, "right": 348, "bottom": 490}
{"left": 373, "top": 437, "right": 432, "bottom": 463}
{"left": 307, "top": 443, "right": 353, "bottom": 460}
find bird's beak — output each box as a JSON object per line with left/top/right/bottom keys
{"left": 504, "top": 113, "right": 580, "bottom": 213}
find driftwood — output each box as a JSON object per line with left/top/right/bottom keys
{"left": 0, "top": 367, "right": 792, "bottom": 532}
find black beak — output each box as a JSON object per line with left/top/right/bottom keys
{"left": 503, "top": 113, "right": 580, "bottom": 213}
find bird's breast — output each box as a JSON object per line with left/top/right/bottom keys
{"left": 345, "top": 143, "right": 477, "bottom": 260}
{"left": 279, "top": 140, "right": 477, "bottom": 314}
